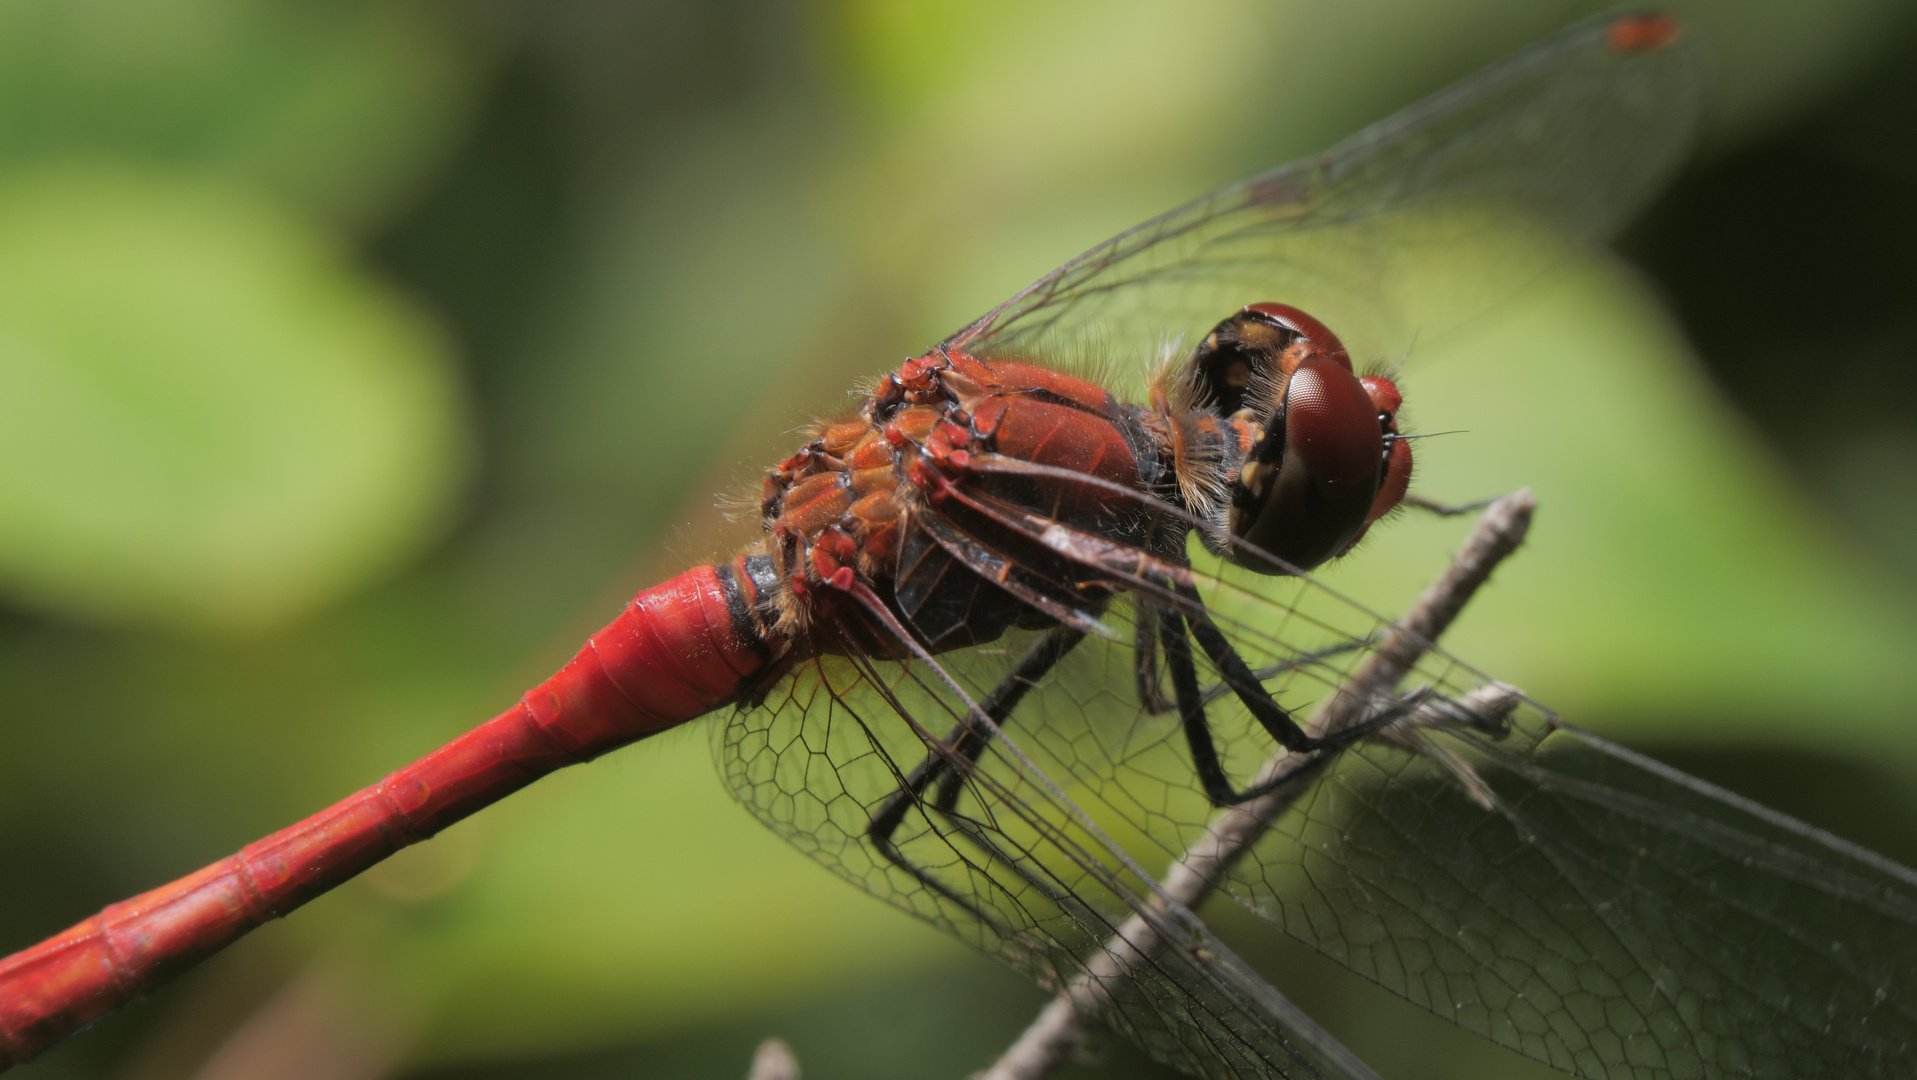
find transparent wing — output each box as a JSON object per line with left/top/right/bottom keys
{"left": 1237, "top": 705, "right": 1917, "bottom": 1079}
{"left": 716, "top": 541, "right": 1917, "bottom": 1080}
{"left": 946, "top": 12, "right": 1708, "bottom": 382}
{"left": 710, "top": 14, "right": 1910, "bottom": 1078}
{"left": 1187, "top": 556, "right": 1917, "bottom": 1077}
{"left": 714, "top": 640, "right": 1386, "bottom": 1080}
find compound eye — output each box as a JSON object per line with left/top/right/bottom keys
{"left": 1228, "top": 356, "right": 1384, "bottom": 574}
{"left": 1334, "top": 436, "right": 1413, "bottom": 560}
{"left": 1323, "top": 372, "right": 1414, "bottom": 558}
{"left": 1240, "top": 303, "right": 1352, "bottom": 370}
{"left": 1186, "top": 303, "right": 1352, "bottom": 418}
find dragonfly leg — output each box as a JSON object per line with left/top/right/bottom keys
{"left": 1161, "top": 602, "right": 1415, "bottom": 806}
{"left": 1133, "top": 604, "right": 1174, "bottom": 715}
{"left": 865, "top": 627, "right": 1085, "bottom": 884}
{"left": 1167, "top": 594, "right": 1318, "bottom": 753}
{"left": 1159, "top": 606, "right": 1263, "bottom": 806}
{"left": 866, "top": 626, "right": 1084, "bottom": 848}
{"left": 1172, "top": 583, "right": 1408, "bottom": 754}
{"left": 929, "top": 626, "right": 1085, "bottom": 813}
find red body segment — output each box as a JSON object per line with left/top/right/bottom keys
{"left": 948, "top": 354, "right": 1115, "bottom": 413}
{"left": 0, "top": 561, "right": 778, "bottom": 1068}
{"left": 1606, "top": 12, "right": 1680, "bottom": 53}
{"left": 1240, "top": 302, "right": 1352, "bottom": 371}
{"left": 974, "top": 395, "right": 1137, "bottom": 511}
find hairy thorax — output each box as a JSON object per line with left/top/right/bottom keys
{"left": 753, "top": 349, "right": 1231, "bottom": 658}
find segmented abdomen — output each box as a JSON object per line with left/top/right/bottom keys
{"left": 0, "top": 558, "right": 782, "bottom": 1068}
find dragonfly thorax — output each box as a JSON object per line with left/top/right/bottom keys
{"left": 757, "top": 347, "right": 1159, "bottom": 653}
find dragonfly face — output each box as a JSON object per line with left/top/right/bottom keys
{"left": 1185, "top": 303, "right": 1411, "bottom": 575}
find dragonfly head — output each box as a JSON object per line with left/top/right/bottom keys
{"left": 1187, "top": 303, "right": 1411, "bottom": 574}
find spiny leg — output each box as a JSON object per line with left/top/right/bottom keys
{"left": 865, "top": 626, "right": 1086, "bottom": 916}
{"left": 1174, "top": 582, "right": 1406, "bottom": 755}
{"left": 1160, "top": 597, "right": 1414, "bottom": 807}
{"left": 932, "top": 626, "right": 1086, "bottom": 814}
{"left": 1133, "top": 603, "right": 1173, "bottom": 716}
{"left": 1171, "top": 584, "right": 1319, "bottom": 753}
{"left": 862, "top": 625, "right": 1084, "bottom": 846}
{"left": 1159, "top": 606, "right": 1255, "bottom": 806}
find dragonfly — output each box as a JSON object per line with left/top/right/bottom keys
{"left": 5, "top": 11, "right": 1914, "bottom": 1079}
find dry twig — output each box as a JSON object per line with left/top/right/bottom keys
{"left": 747, "top": 1037, "right": 800, "bottom": 1080}
{"left": 979, "top": 490, "right": 1537, "bottom": 1080}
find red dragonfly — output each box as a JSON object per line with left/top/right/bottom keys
{"left": 5, "top": 12, "right": 1914, "bottom": 1079}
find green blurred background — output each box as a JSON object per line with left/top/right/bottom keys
{"left": 3, "top": 1, "right": 1916, "bottom": 1078}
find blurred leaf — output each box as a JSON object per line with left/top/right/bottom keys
{"left": 1672, "top": 0, "right": 1917, "bottom": 141}
{"left": 0, "top": 162, "right": 473, "bottom": 631}
{"left": 345, "top": 734, "right": 965, "bottom": 1065}
{"left": 824, "top": 0, "right": 1917, "bottom": 358}
{"left": 321, "top": 110, "right": 927, "bottom": 1065}
{"left": 824, "top": 0, "right": 1281, "bottom": 344}
{"left": 0, "top": 0, "right": 488, "bottom": 227}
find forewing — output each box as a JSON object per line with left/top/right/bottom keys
{"left": 713, "top": 642, "right": 1385, "bottom": 1080}
{"left": 947, "top": 12, "right": 1707, "bottom": 381}
{"left": 976, "top": 542, "right": 1917, "bottom": 1080}
{"left": 713, "top": 534, "right": 1917, "bottom": 1079}
{"left": 707, "top": 17, "right": 1914, "bottom": 1075}
{"left": 1233, "top": 708, "right": 1917, "bottom": 1079}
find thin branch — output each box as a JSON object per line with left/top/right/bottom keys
{"left": 979, "top": 489, "right": 1537, "bottom": 1080}
{"left": 747, "top": 1037, "right": 800, "bottom": 1080}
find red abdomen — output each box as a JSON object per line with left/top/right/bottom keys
{"left": 0, "top": 558, "right": 783, "bottom": 1068}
